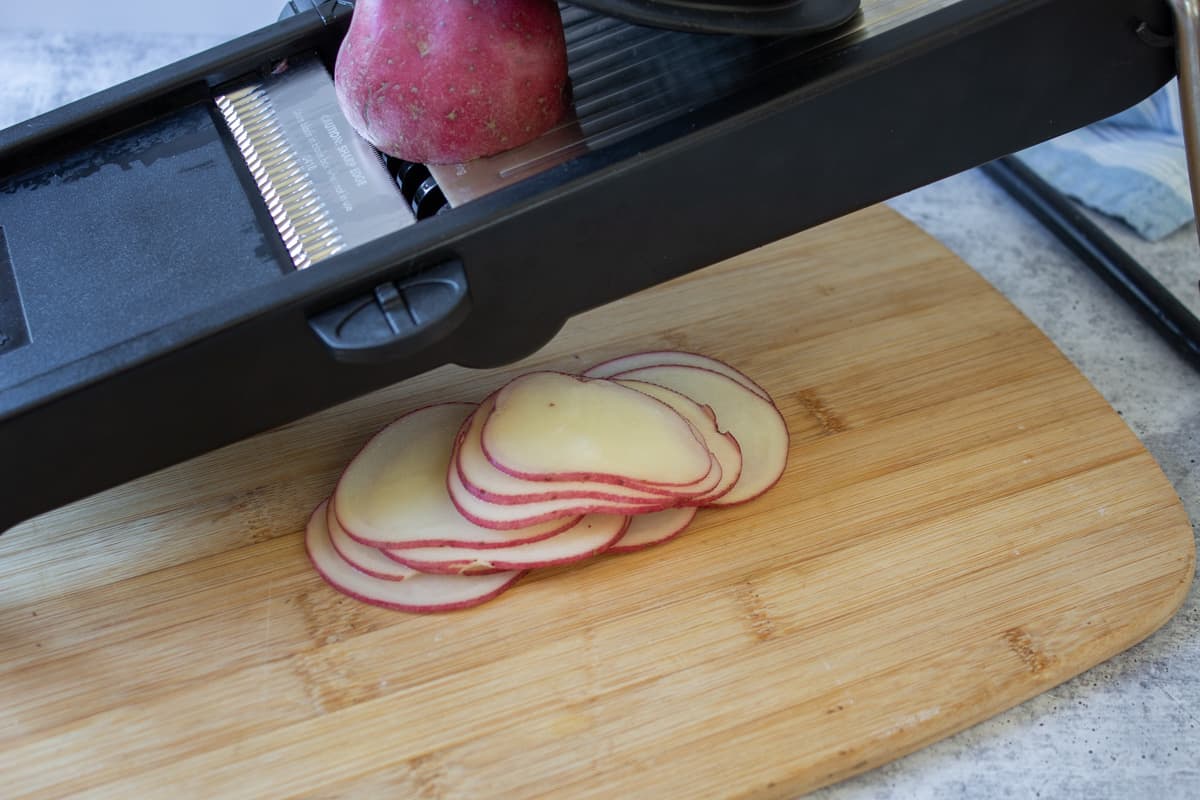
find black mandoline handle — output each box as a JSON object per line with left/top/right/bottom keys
{"left": 308, "top": 260, "right": 472, "bottom": 364}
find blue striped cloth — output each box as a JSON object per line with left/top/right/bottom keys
{"left": 1018, "top": 80, "right": 1192, "bottom": 241}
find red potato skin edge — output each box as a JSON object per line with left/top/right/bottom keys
{"left": 479, "top": 371, "right": 718, "bottom": 489}
{"left": 336, "top": 491, "right": 580, "bottom": 548}
{"left": 447, "top": 464, "right": 681, "bottom": 530}
{"left": 456, "top": 458, "right": 682, "bottom": 506}
{"left": 330, "top": 400, "right": 474, "bottom": 537}
{"left": 316, "top": 559, "right": 526, "bottom": 613}
{"left": 678, "top": 429, "right": 743, "bottom": 506}
{"left": 326, "top": 504, "right": 414, "bottom": 582}
{"left": 453, "top": 400, "right": 710, "bottom": 506}
{"left": 610, "top": 384, "right": 744, "bottom": 507}
{"left": 583, "top": 349, "right": 773, "bottom": 401}
{"left": 328, "top": 547, "right": 411, "bottom": 582}
{"left": 385, "top": 517, "right": 632, "bottom": 575}
{"left": 305, "top": 502, "right": 528, "bottom": 613}
{"left": 448, "top": 384, "right": 745, "bottom": 527}
{"left": 703, "top": 463, "right": 787, "bottom": 508}
{"left": 610, "top": 364, "right": 791, "bottom": 509}
{"left": 704, "top": 482, "right": 785, "bottom": 507}
{"left": 328, "top": 401, "right": 581, "bottom": 549}
{"left": 606, "top": 508, "right": 698, "bottom": 555}
{"left": 384, "top": 557, "right": 504, "bottom": 577}
{"left": 446, "top": 418, "right": 685, "bottom": 531}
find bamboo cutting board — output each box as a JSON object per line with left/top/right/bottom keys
{"left": 0, "top": 205, "right": 1193, "bottom": 799}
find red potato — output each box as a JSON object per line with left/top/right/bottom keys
{"left": 306, "top": 502, "right": 524, "bottom": 612}
{"left": 447, "top": 446, "right": 678, "bottom": 529}
{"left": 385, "top": 514, "right": 629, "bottom": 575}
{"left": 333, "top": 403, "right": 580, "bottom": 548}
{"left": 456, "top": 394, "right": 719, "bottom": 506}
{"left": 584, "top": 350, "right": 773, "bottom": 402}
{"left": 613, "top": 379, "right": 743, "bottom": 506}
{"left": 482, "top": 372, "right": 716, "bottom": 488}
{"left": 607, "top": 506, "right": 697, "bottom": 554}
{"left": 327, "top": 503, "right": 417, "bottom": 580}
{"left": 334, "top": 0, "right": 568, "bottom": 164}
{"left": 610, "top": 365, "right": 790, "bottom": 506}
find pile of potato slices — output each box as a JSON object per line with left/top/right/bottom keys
{"left": 306, "top": 352, "right": 789, "bottom": 612}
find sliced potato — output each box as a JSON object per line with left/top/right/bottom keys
{"left": 457, "top": 394, "right": 719, "bottom": 505}
{"left": 306, "top": 501, "right": 524, "bottom": 613}
{"left": 584, "top": 351, "right": 772, "bottom": 401}
{"left": 448, "top": 446, "right": 676, "bottom": 529}
{"left": 609, "top": 365, "right": 789, "bottom": 506}
{"left": 333, "top": 403, "right": 578, "bottom": 548}
{"left": 608, "top": 506, "right": 697, "bottom": 554}
{"left": 327, "top": 504, "right": 416, "bottom": 581}
{"left": 615, "top": 379, "right": 742, "bottom": 505}
{"left": 385, "top": 514, "right": 629, "bottom": 575}
{"left": 482, "top": 372, "right": 715, "bottom": 488}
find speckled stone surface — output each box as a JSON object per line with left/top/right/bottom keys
{"left": 2, "top": 26, "right": 1197, "bottom": 800}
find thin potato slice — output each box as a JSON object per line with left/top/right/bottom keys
{"left": 327, "top": 503, "right": 417, "bottom": 580}
{"left": 615, "top": 379, "right": 742, "bottom": 505}
{"left": 585, "top": 351, "right": 772, "bottom": 401}
{"left": 610, "top": 365, "right": 789, "bottom": 506}
{"left": 482, "top": 372, "right": 714, "bottom": 488}
{"left": 386, "top": 514, "right": 629, "bottom": 575}
{"left": 334, "top": 403, "right": 578, "bottom": 548}
{"left": 608, "top": 507, "right": 697, "bottom": 554}
{"left": 306, "top": 502, "right": 523, "bottom": 612}
{"left": 458, "top": 395, "right": 718, "bottom": 505}
{"left": 448, "top": 446, "right": 677, "bottom": 529}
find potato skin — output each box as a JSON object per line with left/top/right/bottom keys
{"left": 334, "top": 0, "right": 568, "bottom": 164}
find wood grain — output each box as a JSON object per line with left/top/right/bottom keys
{"left": 0, "top": 205, "right": 1192, "bottom": 799}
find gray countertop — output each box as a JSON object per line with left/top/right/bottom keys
{"left": 2, "top": 26, "right": 1197, "bottom": 800}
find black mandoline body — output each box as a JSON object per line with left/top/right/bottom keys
{"left": 0, "top": 0, "right": 1177, "bottom": 533}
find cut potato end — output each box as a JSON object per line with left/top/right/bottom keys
{"left": 386, "top": 514, "right": 630, "bottom": 575}
{"left": 457, "top": 396, "right": 692, "bottom": 505}
{"left": 611, "top": 365, "right": 789, "bottom": 506}
{"left": 482, "top": 372, "right": 714, "bottom": 487}
{"left": 608, "top": 506, "right": 697, "bottom": 554}
{"left": 584, "top": 351, "right": 772, "bottom": 402}
{"left": 306, "top": 502, "right": 523, "bottom": 612}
